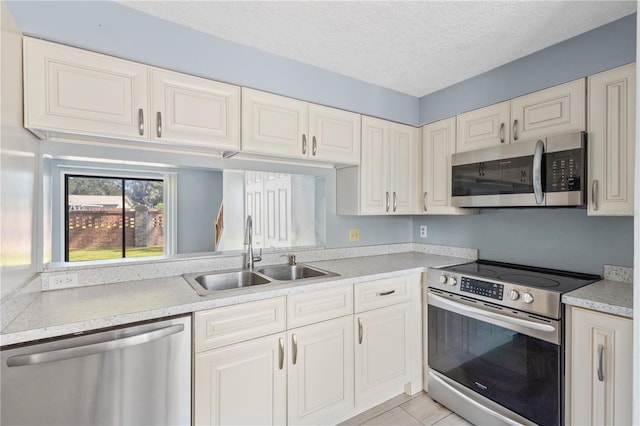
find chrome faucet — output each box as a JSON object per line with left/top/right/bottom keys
{"left": 244, "top": 215, "right": 262, "bottom": 269}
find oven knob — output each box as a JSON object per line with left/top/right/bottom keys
{"left": 439, "top": 275, "right": 448, "bottom": 284}
{"left": 509, "top": 290, "right": 520, "bottom": 300}
{"left": 448, "top": 277, "right": 457, "bottom": 286}
{"left": 522, "top": 292, "right": 534, "bottom": 304}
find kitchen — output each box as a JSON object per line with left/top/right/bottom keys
{"left": 0, "top": 1, "right": 637, "bottom": 425}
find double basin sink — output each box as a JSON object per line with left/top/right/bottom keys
{"left": 184, "top": 264, "right": 339, "bottom": 296}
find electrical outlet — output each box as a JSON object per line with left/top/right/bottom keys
{"left": 419, "top": 225, "right": 428, "bottom": 238}
{"left": 348, "top": 228, "right": 360, "bottom": 242}
{"left": 49, "top": 273, "right": 79, "bottom": 290}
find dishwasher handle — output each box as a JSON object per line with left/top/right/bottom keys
{"left": 7, "top": 323, "right": 185, "bottom": 367}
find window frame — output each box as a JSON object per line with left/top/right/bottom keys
{"left": 56, "top": 166, "right": 177, "bottom": 265}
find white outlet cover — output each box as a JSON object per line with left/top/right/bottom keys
{"left": 419, "top": 226, "right": 428, "bottom": 238}
{"left": 48, "top": 273, "right": 79, "bottom": 290}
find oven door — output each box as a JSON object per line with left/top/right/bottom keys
{"left": 427, "top": 291, "right": 561, "bottom": 426}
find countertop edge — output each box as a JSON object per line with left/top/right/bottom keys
{"left": 562, "top": 279, "right": 633, "bottom": 319}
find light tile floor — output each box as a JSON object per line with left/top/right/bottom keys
{"left": 339, "top": 392, "right": 474, "bottom": 426}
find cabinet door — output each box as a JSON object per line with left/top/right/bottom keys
{"left": 389, "top": 123, "right": 418, "bottom": 214}
{"left": 588, "top": 63, "right": 636, "bottom": 216}
{"left": 309, "top": 104, "right": 361, "bottom": 164}
{"left": 151, "top": 69, "right": 240, "bottom": 149}
{"left": 569, "top": 308, "right": 632, "bottom": 426}
{"left": 194, "top": 333, "right": 287, "bottom": 426}
{"left": 511, "top": 78, "right": 585, "bottom": 143}
{"left": 288, "top": 316, "right": 354, "bottom": 425}
{"left": 360, "top": 116, "right": 390, "bottom": 214}
{"left": 355, "top": 303, "right": 412, "bottom": 408}
{"left": 24, "top": 37, "right": 149, "bottom": 140}
{"left": 241, "top": 88, "right": 308, "bottom": 158}
{"left": 456, "top": 101, "right": 510, "bottom": 152}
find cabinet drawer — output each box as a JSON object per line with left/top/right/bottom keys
{"left": 354, "top": 275, "right": 418, "bottom": 313}
{"left": 194, "top": 297, "right": 286, "bottom": 352}
{"left": 287, "top": 285, "right": 353, "bottom": 328}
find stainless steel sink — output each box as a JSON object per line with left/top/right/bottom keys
{"left": 257, "top": 264, "right": 338, "bottom": 281}
{"left": 184, "top": 263, "right": 339, "bottom": 296}
{"left": 184, "top": 270, "right": 271, "bottom": 295}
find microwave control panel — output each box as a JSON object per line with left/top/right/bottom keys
{"left": 546, "top": 148, "right": 583, "bottom": 192}
{"left": 460, "top": 277, "right": 504, "bottom": 300}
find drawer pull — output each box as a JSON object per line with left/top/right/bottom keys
{"left": 376, "top": 290, "right": 396, "bottom": 297}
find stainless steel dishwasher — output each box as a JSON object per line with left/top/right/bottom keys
{"left": 1, "top": 315, "right": 191, "bottom": 426}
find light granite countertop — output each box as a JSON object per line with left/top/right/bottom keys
{"left": 0, "top": 252, "right": 471, "bottom": 347}
{"left": 562, "top": 279, "right": 633, "bottom": 318}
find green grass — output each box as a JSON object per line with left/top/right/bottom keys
{"left": 68, "top": 246, "right": 164, "bottom": 262}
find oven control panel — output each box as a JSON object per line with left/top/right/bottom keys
{"left": 460, "top": 277, "right": 504, "bottom": 300}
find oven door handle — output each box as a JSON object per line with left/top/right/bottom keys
{"left": 428, "top": 370, "right": 529, "bottom": 426}
{"left": 428, "top": 293, "right": 556, "bottom": 333}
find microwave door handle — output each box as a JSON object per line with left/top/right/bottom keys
{"left": 533, "top": 139, "right": 544, "bottom": 205}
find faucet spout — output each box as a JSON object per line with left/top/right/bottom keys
{"left": 244, "top": 215, "right": 261, "bottom": 269}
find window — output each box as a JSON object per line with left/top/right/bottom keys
{"left": 65, "top": 175, "right": 165, "bottom": 262}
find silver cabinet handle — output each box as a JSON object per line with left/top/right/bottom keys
{"left": 312, "top": 136, "right": 317, "bottom": 156}
{"left": 156, "top": 111, "right": 162, "bottom": 138}
{"left": 358, "top": 318, "right": 363, "bottom": 344}
{"left": 592, "top": 180, "right": 598, "bottom": 211}
{"left": 292, "top": 334, "right": 298, "bottom": 365}
{"left": 385, "top": 191, "right": 390, "bottom": 212}
{"left": 138, "top": 108, "right": 144, "bottom": 136}
{"left": 376, "top": 290, "right": 396, "bottom": 296}
{"left": 278, "top": 337, "right": 284, "bottom": 370}
{"left": 393, "top": 192, "right": 398, "bottom": 212}
{"left": 423, "top": 192, "right": 428, "bottom": 212}
{"left": 500, "top": 123, "right": 505, "bottom": 143}
{"left": 302, "top": 135, "right": 307, "bottom": 154}
{"left": 7, "top": 324, "right": 184, "bottom": 367}
{"left": 512, "top": 119, "right": 518, "bottom": 141}
{"left": 533, "top": 139, "right": 544, "bottom": 205}
{"left": 597, "top": 344, "right": 604, "bottom": 381}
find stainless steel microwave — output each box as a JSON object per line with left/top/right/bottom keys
{"left": 451, "top": 132, "right": 586, "bottom": 208}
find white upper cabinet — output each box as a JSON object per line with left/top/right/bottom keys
{"left": 456, "top": 101, "right": 510, "bottom": 153}
{"left": 588, "top": 63, "right": 636, "bottom": 216}
{"left": 455, "top": 79, "right": 586, "bottom": 152}
{"left": 150, "top": 69, "right": 240, "bottom": 149}
{"left": 24, "top": 37, "right": 149, "bottom": 140}
{"left": 337, "top": 116, "right": 419, "bottom": 215}
{"left": 511, "top": 78, "right": 585, "bottom": 142}
{"left": 242, "top": 88, "right": 309, "bottom": 159}
{"left": 355, "top": 116, "right": 418, "bottom": 215}
{"left": 422, "top": 117, "right": 475, "bottom": 215}
{"left": 242, "top": 88, "right": 361, "bottom": 164}
{"left": 309, "top": 104, "right": 361, "bottom": 163}
{"left": 23, "top": 37, "right": 241, "bottom": 150}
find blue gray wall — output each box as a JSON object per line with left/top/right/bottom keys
{"left": 419, "top": 14, "right": 636, "bottom": 124}
{"left": 414, "top": 210, "right": 633, "bottom": 275}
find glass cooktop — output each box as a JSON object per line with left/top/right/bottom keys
{"left": 441, "top": 260, "right": 600, "bottom": 293}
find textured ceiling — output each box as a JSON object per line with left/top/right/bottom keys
{"left": 119, "top": 1, "right": 636, "bottom": 97}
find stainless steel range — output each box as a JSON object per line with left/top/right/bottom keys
{"left": 426, "top": 260, "right": 599, "bottom": 426}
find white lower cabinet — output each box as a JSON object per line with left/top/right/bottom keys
{"left": 194, "top": 333, "right": 287, "bottom": 426}
{"left": 288, "top": 316, "right": 354, "bottom": 425}
{"left": 567, "top": 307, "right": 632, "bottom": 426}
{"left": 194, "top": 275, "right": 422, "bottom": 425}
{"left": 355, "top": 302, "right": 412, "bottom": 407}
